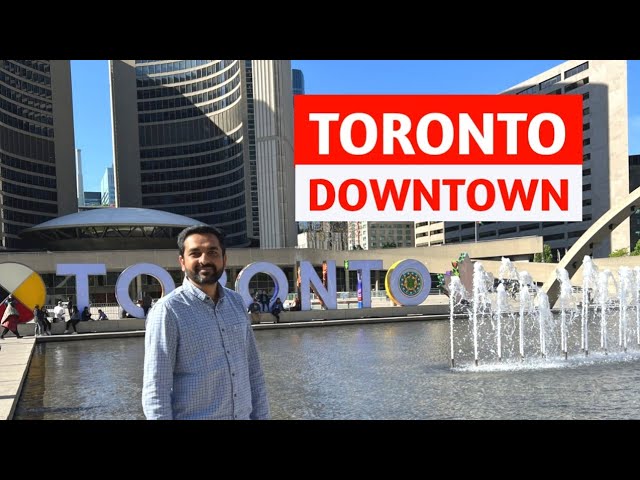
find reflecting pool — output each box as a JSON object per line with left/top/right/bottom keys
{"left": 14, "top": 320, "right": 640, "bottom": 420}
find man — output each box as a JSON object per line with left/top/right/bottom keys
{"left": 141, "top": 292, "right": 153, "bottom": 317}
{"left": 270, "top": 298, "right": 283, "bottom": 324}
{"left": 248, "top": 296, "right": 262, "bottom": 324}
{"left": 53, "top": 301, "right": 66, "bottom": 323}
{"left": 142, "top": 225, "right": 270, "bottom": 420}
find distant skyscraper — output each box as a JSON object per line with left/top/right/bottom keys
{"left": 292, "top": 68, "right": 308, "bottom": 234}
{"left": 292, "top": 69, "right": 305, "bottom": 95}
{"left": 109, "top": 60, "right": 295, "bottom": 248}
{"left": 101, "top": 166, "right": 115, "bottom": 205}
{"left": 76, "top": 149, "right": 85, "bottom": 207}
{"left": 83, "top": 191, "right": 102, "bottom": 206}
{"left": 0, "top": 60, "right": 77, "bottom": 249}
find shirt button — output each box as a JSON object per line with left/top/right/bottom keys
{"left": 221, "top": 328, "right": 225, "bottom": 332}
{"left": 231, "top": 372, "right": 235, "bottom": 376}
{"left": 226, "top": 350, "right": 230, "bottom": 354}
{"left": 234, "top": 393, "right": 237, "bottom": 397}
{"left": 234, "top": 415, "right": 238, "bottom": 419}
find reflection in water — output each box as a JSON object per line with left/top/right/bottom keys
{"left": 15, "top": 339, "right": 145, "bottom": 420}
{"left": 15, "top": 320, "right": 640, "bottom": 420}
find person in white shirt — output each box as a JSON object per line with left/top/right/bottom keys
{"left": 53, "top": 301, "right": 66, "bottom": 323}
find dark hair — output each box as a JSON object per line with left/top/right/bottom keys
{"left": 177, "top": 225, "right": 226, "bottom": 256}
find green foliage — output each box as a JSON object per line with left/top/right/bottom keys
{"left": 533, "top": 244, "right": 554, "bottom": 263}
{"left": 610, "top": 247, "right": 630, "bottom": 257}
{"left": 437, "top": 252, "right": 469, "bottom": 288}
{"left": 632, "top": 240, "right": 640, "bottom": 256}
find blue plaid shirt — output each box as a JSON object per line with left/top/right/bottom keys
{"left": 142, "top": 277, "right": 270, "bottom": 420}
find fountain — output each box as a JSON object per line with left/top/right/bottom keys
{"left": 449, "top": 255, "right": 640, "bottom": 369}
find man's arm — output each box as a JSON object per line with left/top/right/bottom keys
{"left": 142, "top": 302, "right": 177, "bottom": 419}
{"left": 245, "top": 322, "right": 270, "bottom": 419}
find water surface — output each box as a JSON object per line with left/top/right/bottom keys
{"left": 14, "top": 320, "right": 640, "bottom": 420}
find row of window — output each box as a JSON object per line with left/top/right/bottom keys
{"left": 0, "top": 152, "right": 56, "bottom": 175}
{"left": 141, "top": 147, "right": 243, "bottom": 173}
{"left": 369, "top": 242, "right": 410, "bottom": 247}
{"left": 139, "top": 114, "right": 241, "bottom": 147}
{"left": 137, "top": 74, "right": 241, "bottom": 112}
{"left": 246, "top": 66, "right": 257, "bottom": 239}
{"left": 0, "top": 96, "right": 54, "bottom": 125}
{"left": 149, "top": 210, "right": 247, "bottom": 237}
{"left": 0, "top": 110, "right": 53, "bottom": 137}
{"left": 3, "top": 223, "right": 31, "bottom": 235}
{"left": 458, "top": 227, "right": 588, "bottom": 242}
{"left": 1, "top": 167, "right": 56, "bottom": 189}
{"left": 1, "top": 192, "right": 58, "bottom": 213}
{"left": 135, "top": 60, "right": 216, "bottom": 75}
{"left": 143, "top": 181, "right": 244, "bottom": 203}
{"left": 1, "top": 61, "right": 51, "bottom": 87}
{"left": 141, "top": 162, "right": 243, "bottom": 186}
{"left": 521, "top": 76, "right": 590, "bottom": 96}
{"left": 140, "top": 128, "right": 242, "bottom": 158}
{"left": 2, "top": 181, "right": 57, "bottom": 201}
{"left": 0, "top": 83, "right": 53, "bottom": 113}
{"left": 163, "top": 200, "right": 245, "bottom": 218}
{"left": 160, "top": 204, "right": 247, "bottom": 224}
{"left": 136, "top": 60, "right": 233, "bottom": 86}
{"left": 2, "top": 209, "right": 53, "bottom": 226}
{"left": 138, "top": 89, "right": 241, "bottom": 123}
{"left": 564, "top": 62, "right": 589, "bottom": 79}
{"left": 136, "top": 63, "right": 237, "bottom": 99}
{"left": 142, "top": 175, "right": 245, "bottom": 195}
{"left": 565, "top": 77, "right": 589, "bottom": 93}
{"left": 13, "top": 61, "right": 50, "bottom": 74}
{"left": 0, "top": 70, "right": 52, "bottom": 99}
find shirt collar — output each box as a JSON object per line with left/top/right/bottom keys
{"left": 182, "top": 276, "right": 225, "bottom": 303}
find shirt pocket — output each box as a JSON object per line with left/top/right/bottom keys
{"left": 225, "top": 322, "right": 247, "bottom": 352}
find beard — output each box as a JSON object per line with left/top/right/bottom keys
{"left": 185, "top": 264, "right": 223, "bottom": 285}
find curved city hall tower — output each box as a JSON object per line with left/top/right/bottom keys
{"left": 109, "top": 60, "right": 296, "bottom": 248}
{"left": 0, "top": 60, "right": 77, "bottom": 249}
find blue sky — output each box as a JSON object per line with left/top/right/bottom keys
{"left": 71, "top": 60, "right": 640, "bottom": 193}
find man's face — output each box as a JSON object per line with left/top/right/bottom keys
{"left": 179, "top": 233, "right": 226, "bottom": 286}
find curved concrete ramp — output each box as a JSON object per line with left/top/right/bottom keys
{"left": 542, "top": 185, "right": 640, "bottom": 305}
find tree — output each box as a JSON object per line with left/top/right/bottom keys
{"left": 632, "top": 240, "right": 640, "bottom": 256}
{"left": 533, "top": 244, "right": 553, "bottom": 263}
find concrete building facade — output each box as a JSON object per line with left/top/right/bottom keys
{"left": 415, "top": 60, "right": 630, "bottom": 260}
{"left": 0, "top": 60, "right": 77, "bottom": 250}
{"left": 109, "top": 60, "right": 295, "bottom": 249}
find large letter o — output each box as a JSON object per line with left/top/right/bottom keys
{"left": 235, "top": 262, "right": 289, "bottom": 309}
{"left": 385, "top": 259, "right": 431, "bottom": 306}
{"left": 115, "top": 263, "right": 176, "bottom": 318}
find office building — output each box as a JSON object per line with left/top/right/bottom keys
{"left": 109, "top": 60, "right": 295, "bottom": 248}
{"left": 75, "top": 148, "right": 84, "bottom": 207}
{"left": 348, "top": 222, "right": 415, "bottom": 250}
{"left": 83, "top": 191, "right": 102, "bottom": 207}
{"left": 297, "top": 221, "right": 348, "bottom": 250}
{"left": 0, "top": 60, "right": 77, "bottom": 250}
{"left": 292, "top": 69, "right": 305, "bottom": 95}
{"left": 415, "top": 60, "right": 630, "bottom": 259}
{"left": 101, "top": 166, "right": 115, "bottom": 206}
